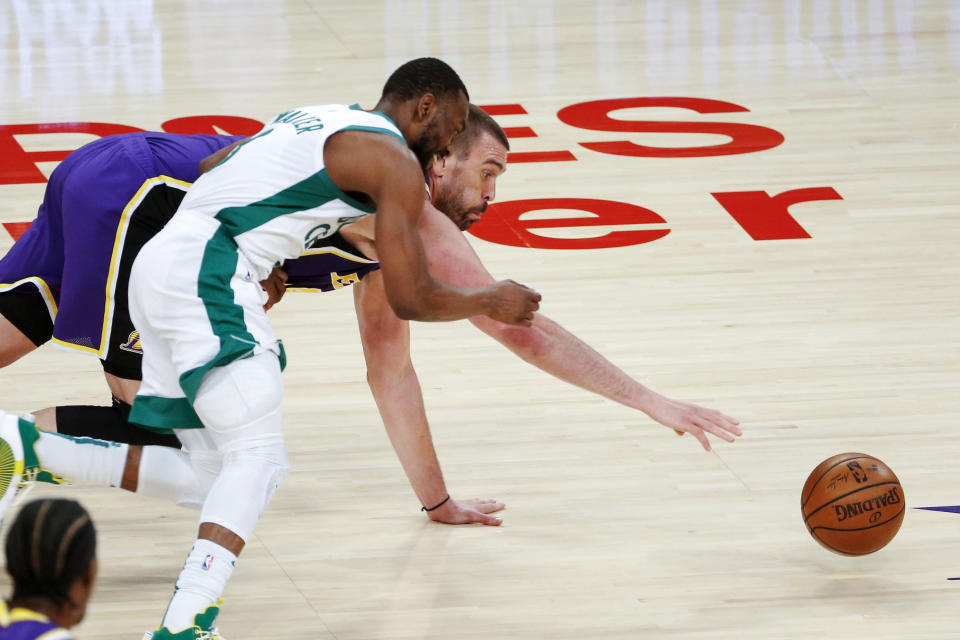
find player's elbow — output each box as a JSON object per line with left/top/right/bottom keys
{"left": 389, "top": 302, "right": 422, "bottom": 321}
{"left": 384, "top": 286, "right": 431, "bottom": 321}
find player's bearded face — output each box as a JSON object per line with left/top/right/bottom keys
{"left": 433, "top": 167, "right": 488, "bottom": 231}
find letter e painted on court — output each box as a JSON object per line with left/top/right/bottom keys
{"left": 0, "top": 122, "right": 145, "bottom": 185}
{"left": 467, "top": 198, "right": 669, "bottom": 249}
{"left": 557, "top": 97, "right": 785, "bottom": 158}
{"left": 161, "top": 116, "right": 266, "bottom": 136}
{"left": 712, "top": 187, "right": 843, "bottom": 240}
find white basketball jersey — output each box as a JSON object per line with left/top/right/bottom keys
{"left": 178, "top": 104, "right": 404, "bottom": 279}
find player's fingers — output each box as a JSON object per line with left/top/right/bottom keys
{"left": 472, "top": 500, "right": 505, "bottom": 514}
{"left": 704, "top": 411, "right": 742, "bottom": 435}
{"left": 692, "top": 427, "right": 711, "bottom": 451}
{"left": 471, "top": 511, "right": 503, "bottom": 526}
{"left": 708, "top": 410, "right": 742, "bottom": 432}
{"left": 696, "top": 419, "right": 736, "bottom": 443}
{"left": 460, "top": 498, "right": 502, "bottom": 510}
{"left": 674, "top": 428, "right": 684, "bottom": 436}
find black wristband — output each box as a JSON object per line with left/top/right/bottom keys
{"left": 421, "top": 494, "right": 451, "bottom": 512}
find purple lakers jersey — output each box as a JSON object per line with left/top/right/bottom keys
{"left": 0, "top": 602, "right": 72, "bottom": 640}
{"left": 284, "top": 233, "right": 379, "bottom": 291}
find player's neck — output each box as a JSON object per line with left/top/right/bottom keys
{"left": 10, "top": 596, "right": 73, "bottom": 628}
{"left": 372, "top": 97, "right": 414, "bottom": 138}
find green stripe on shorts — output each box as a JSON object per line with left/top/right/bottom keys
{"left": 178, "top": 225, "right": 260, "bottom": 405}
{"left": 129, "top": 395, "right": 204, "bottom": 431}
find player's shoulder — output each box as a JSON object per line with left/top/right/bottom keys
{"left": 267, "top": 104, "right": 402, "bottom": 139}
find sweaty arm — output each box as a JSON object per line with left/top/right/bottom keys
{"left": 352, "top": 251, "right": 504, "bottom": 525}
{"left": 356, "top": 204, "right": 739, "bottom": 528}
{"left": 325, "top": 131, "right": 539, "bottom": 325}
{"left": 419, "top": 205, "right": 742, "bottom": 451}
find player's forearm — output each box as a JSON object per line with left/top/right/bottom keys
{"left": 393, "top": 279, "right": 494, "bottom": 322}
{"left": 473, "top": 313, "right": 657, "bottom": 413}
{"left": 366, "top": 361, "right": 449, "bottom": 508}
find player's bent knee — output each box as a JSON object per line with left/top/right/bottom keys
{"left": 199, "top": 440, "right": 289, "bottom": 542}
{"left": 138, "top": 445, "right": 210, "bottom": 509}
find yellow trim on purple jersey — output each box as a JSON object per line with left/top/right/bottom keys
{"left": 0, "top": 277, "right": 58, "bottom": 320}
{"left": 52, "top": 175, "right": 191, "bottom": 358}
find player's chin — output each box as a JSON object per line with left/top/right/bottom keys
{"left": 461, "top": 212, "right": 483, "bottom": 230}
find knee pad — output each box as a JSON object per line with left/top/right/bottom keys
{"left": 199, "top": 440, "right": 289, "bottom": 542}
{"left": 192, "top": 352, "right": 283, "bottom": 453}
{"left": 172, "top": 429, "right": 224, "bottom": 507}
{"left": 138, "top": 445, "right": 210, "bottom": 509}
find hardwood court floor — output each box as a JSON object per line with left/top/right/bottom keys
{"left": 1, "top": 1, "right": 959, "bottom": 638}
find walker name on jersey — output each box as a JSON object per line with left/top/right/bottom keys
{"left": 271, "top": 110, "right": 325, "bottom": 134}
{"left": 0, "top": 97, "right": 843, "bottom": 250}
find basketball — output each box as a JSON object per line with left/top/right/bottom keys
{"left": 801, "top": 453, "right": 905, "bottom": 556}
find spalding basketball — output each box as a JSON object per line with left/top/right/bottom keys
{"left": 801, "top": 453, "right": 904, "bottom": 556}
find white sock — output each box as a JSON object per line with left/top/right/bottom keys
{"left": 33, "top": 429, "right": 128, "bottom": 487}
{"left": 162, "top": 539, "right": 236, "bottom": 631}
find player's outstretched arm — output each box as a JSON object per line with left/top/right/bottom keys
{"left": 418, "top": 205, "right": 742, "bottom": 451}
{"left": 324, "top": 131, "right": 541, "bottom": 326}
{"left": 352, "top": 269, "right": 504, "bottom": 525}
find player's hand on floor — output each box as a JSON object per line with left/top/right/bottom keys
{"left": 260, "top": 267, "right": 288, "bottom": 311}
{"left": 426, "top": 497, "right": 505, "bottom": 526}
{"left": 643, "top": 393, "right": 741, "bottom": 452}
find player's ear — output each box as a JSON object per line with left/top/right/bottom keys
{"left": 431, "top": 149, "right": 449, "bottom": 176}
{"left": 416, "top": 93, "right": 436, "bottom": 121}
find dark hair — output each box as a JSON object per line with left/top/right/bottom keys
{"left": 5, "top": 498, "right": 97, "bottom": 607}
{"left": 381, "top": 57, "right": 469, "bottom": 103}
{"left": 450, "top": 104, "right": 510, "bottom": 154}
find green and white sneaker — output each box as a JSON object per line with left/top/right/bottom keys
{"left": 142, "top": 602, "right": 225, "bottom": 640}
{"left": 16, "top": 413, "right": 67, "bottom": 485}
{"left": 0, "top": 412, "right": 68, "bottom": 527}
{"left": 0, "top": 411, "right": 26, "bottom": 521}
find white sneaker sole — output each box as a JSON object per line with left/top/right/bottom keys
{"left": 0, "top": 411, "right": 25, "bottom": 522}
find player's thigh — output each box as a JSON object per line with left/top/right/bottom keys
{"left": 104, "top": 372, "right": 142, "bottom": 405}
{"left": 0, "top": 291, "right": 51, "bottom": 366}
{"left": 101, "top": 180, "right": 187, "bottom": 381}
{"left": 192, "top": 351, "right": 284, "bottom": 452}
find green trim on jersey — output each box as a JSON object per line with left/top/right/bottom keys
{"left": 178, "top": 226, "right": 261, "bottom": 404}
{"left": 214, "top": 169, "right": 375, "bottom": 238}
{"left": 340, "top": 123, "right": 406, "bottom": 145}
{"left": 129, "top": 395, "right": 203, "bottom": 431}
{"left": 348, "top": 104, "right": 402, "bottom": 132}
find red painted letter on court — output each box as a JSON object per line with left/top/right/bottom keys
{"left": 557, "top": 97, "right": 785, "bottom": 158}
{"left": 712, "top": 187, "right": 844, "bottom": 240}
{"left": 468, "top": 198, "right": 670, "bottom": 249}
{"left": 161, "top": 116, "right": 266, "bottom": 136}
{"left": 0, "top": 122, "right": 146, "bottom": 185}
